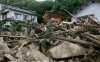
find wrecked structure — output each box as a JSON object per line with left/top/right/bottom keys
{"left": 1, "top": 0, "right": 100, "bottom": 62}
{"left": 0, "top": 7, "right": 100, "bottom": 62}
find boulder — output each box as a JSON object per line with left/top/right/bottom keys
{"left": 15, "top": 51, "right": 23, "bottom": 59}
{"left": 0, "top": 37, "right": 4, "bottom": 43}
{"left": 31, "top": 61, "right": 48, "bottom": 62}
{"left": 28, "top": 43, "right": 39, "bottom": 50}
{"left": 28, "top": 49, "right": 49, "bottom": 61}
{"left": 20, "top": 47, "right": 30, "bottom": 54}
{"left": 0, "top": 43, "right": 10, "bottom": 55}
{"left": 46, "top": 41, "right": 86, "bottom": 59}
{"left": 4, "top": 54, "right": 16, "bottom": 61}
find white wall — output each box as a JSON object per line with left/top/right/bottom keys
{"left": 6, "top": 21, "right": 11, "bottom": 25}
{"left": 0, "top": 3, "right": 2, "bottom": 10}
{"left": 9, "top": 10, "right": 37, "bottom": 23}
{"left": 72, "top": 2, "right": 100, "bottom": 22}
{"left": 32, "top": 15, "right": 37, "bottom": 23}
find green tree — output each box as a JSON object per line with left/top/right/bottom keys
{"left": 0, "top": 20, "right": 3, "bottom": 29}
{"left": 26, "top": 1, "right": 54, "bottom": 23}
{"left": 52, "top": 0, "right": 88, "bottom": 14}
{"left": 16, "top": 23, "right": 22, "bottom": 32}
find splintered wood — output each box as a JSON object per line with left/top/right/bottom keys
{"left": 0, "top": 15, "right": 100, "bottom": 62}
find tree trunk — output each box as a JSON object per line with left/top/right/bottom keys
{"left": 54, "top": 36, "right": 93, "bottom": 45}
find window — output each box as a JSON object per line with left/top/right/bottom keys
{"left": 23, "top": 15, "right": 28, "bottom": 20}
{"left": 2, "top": 12, "right": 7, "bottom": 19}
{"left": 14, "top": 13, "right": 21, "bottom": 19}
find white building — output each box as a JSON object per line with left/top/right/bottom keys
{"left": 0, "top": 2, "right": 38, "bottom": 25}
{"left": 71, "top": 0, "right": 100, "bottom": 22}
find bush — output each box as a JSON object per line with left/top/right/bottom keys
{"left": 0, "top": 20, "right": 4, "bottom": 28}
{"left": 16, "top": 23, "right": 22, "bottom": 32}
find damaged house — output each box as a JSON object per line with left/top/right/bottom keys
{"left": 71, "top": 0, "right": 100, "bottom": 23}
{"left": 43, "top": 11, "right": 67, "bottom": 23}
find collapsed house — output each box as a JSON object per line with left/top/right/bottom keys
{"left": 43, "top": 11, "right": 67, "bottom": 22}
{"left": 43, "top": 11, "right": 75, "bottom": 30}
{"left": 43, "top": 11, "right": 67, "bottom": 23}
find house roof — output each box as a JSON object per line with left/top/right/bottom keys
{"left": 0, "top": 1, "right": 38, "bottom": 15}
{"left": 43, "top": 11, "right": 67, "bottom": 23}
{"left": 73, "top": 0, "right": 100, "bottom": 15}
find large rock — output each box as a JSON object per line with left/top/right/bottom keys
{"left": 28, "top": 43, "right": 39, "bottom": 50}
{"left": 0, "top": 37, "right": 4, "bottom": 43}
{"left": 4, "top": 54, "right": 16, "bottom": 61}
{"left": 28, "top": 49, "right": 49, "bottom": 61}
{"left": 8, "top": 59, "right": 27, "bottom": 62}
{"left": 46, "top": 41, "right": 86, "bottom": 59}
{"left": 31, "top": 61, "right": 48, "bottom": 62}
{"left": 0, "top": 43, "right": 10, "bottom": 55}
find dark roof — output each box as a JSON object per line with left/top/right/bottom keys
{"left": 0, "top": 1, "right": 38, "bottom": 15}
{"left": 73, "top": 0, "right": 100, "bottom": 15}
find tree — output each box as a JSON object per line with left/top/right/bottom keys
{"left": 14, "top": 0, "right": 54, "bottom": 23}
{"left": 16, "top": 23, "right": 22, "bottom": 32}
{"left": 52, "top": 0, "right": 88, "bottom": 14}
{"left": 26, "top": 1, "right": 54, "bottom": 23}
{"left": 0, "top": 20, "right": 3, "bottom": 29}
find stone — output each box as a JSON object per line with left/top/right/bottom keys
{"left": 20, "top": 47, "right": 30, "bottom": 54}
{"left": 15, "top": 51, "right": 23, "bottom": 59}
{"left": 58, "top": 61, "right": 65, "bottom": 62}
{"left": 8, "top": 59, "right": 27, "bottom": 62}
{"left": 46, "top": 41, "right": 86, "bottom": 59}
{"left": 18, "top": 39, "right": 27, "bottom": 46}
{"left": 0, "top": 37, "right": 4, "bottom": 43}
{"left": 75, "top": 36, "right": 80, "bottom": 40}
{"left": 28, "top": 49, "right": 49, "bottom": 61}
{"left": 4, "top": 54, "right": 16, "bottom": 61}
{"left": 0, "top": 43, "right": 10, "bottom": 55}
{"left": 28, "top": 43, "right": 39, "bottom": 50}
{"left": 31, "top": 61, "right": 48, "bottom": 62}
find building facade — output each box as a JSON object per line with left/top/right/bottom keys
{"left": 0, "top": 2, "right": 38, "bottom": 25}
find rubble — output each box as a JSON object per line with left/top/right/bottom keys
{"left": 28, "top": 49, "right": 50, "bottom": 61}
{"left": 0, "top": 11, "right": 100, "bottom": 62}
{"left": 0, "top": 43, "right": 10, "bottom": 55}
{"left": 0, "top": 37, "right": 4, "bottom": 43}
{"left": 4, "top": 54, "right": 16, "bottom": 61}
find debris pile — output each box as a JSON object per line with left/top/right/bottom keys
{"left": 0, "top": 11, "right": 100, "bottom": 62}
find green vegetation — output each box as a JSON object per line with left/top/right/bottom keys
{"left": 0, "top": 20, "right": 3, "bottom": 28}
{"left": 16, "top": 23, "right": 22, "bottom": 32}
{"left": 5, "top": 25, "right": 10, "bottom": 31}
{"left": 0, "top": 0, "right": 89, "bottom": 23}
{"left": 52, "top": 0, "right": 88, "bottom": 14}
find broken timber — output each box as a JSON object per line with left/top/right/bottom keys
{"left": 64, "top": 9, "right": 83, "bottom": 24}
{"left": 54, "top": 36, "right": 93, "bottom": 45}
